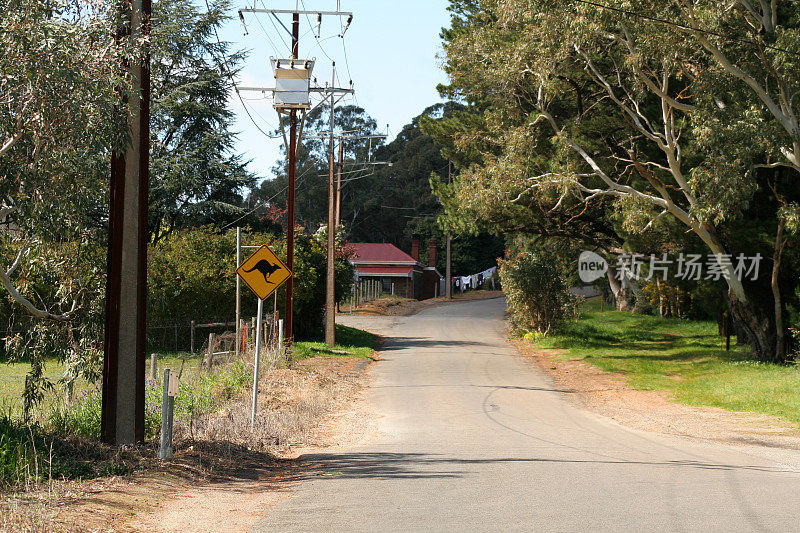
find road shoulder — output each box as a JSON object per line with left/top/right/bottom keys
{"left": 513, "top": 338, "right": 800, "bottom": 451}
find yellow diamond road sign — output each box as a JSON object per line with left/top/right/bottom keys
{"left": 237, "top": 245, "right": 292, "bottom": 301}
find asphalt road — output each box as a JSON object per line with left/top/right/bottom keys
{"left": 254, "top": 298, "right": 800, "bottom": 532}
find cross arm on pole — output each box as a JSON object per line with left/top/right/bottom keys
{"left": 239, "top": 8, "right": 353, "bottom": 17}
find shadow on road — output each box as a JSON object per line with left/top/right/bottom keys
{"left": 289, "top": 452, "right": 799, "bottom": 482}
{"left": 380, "top": 337, "right": 500, "bottom": 351}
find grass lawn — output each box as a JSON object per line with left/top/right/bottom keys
{"left": 0, "top": 351, "right": 202, "bottom": 415}
{"left": 292, "top": 324, "right": 378, "bottom": 361}
{"left": 0, "top": 321, "right": 378, "bottom": 412}
{"left": 534, "top": 299, "right": 800, "bottom": 426}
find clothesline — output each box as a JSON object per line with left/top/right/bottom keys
{"left": 453, "top": 266, "right": 498, "bottom": 291}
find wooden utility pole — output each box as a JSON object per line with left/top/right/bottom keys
{"left": 237, "top": 5, "right": 355, "bottom": 348}
{"left": 336, "top": 140, "right": 344, "bottom": 225}
{"left": 235, "top": 227, "right": 241, "bottom": 357}
{"left": 285, "top": 12, "right": 300, "bottom": 347}
{"left": 325, "top": 67, "right": 337, "bottom": 347}
{"left": 102, "top": 0, "right": 150, "bottom": 445}
{"left": 446, "top": 162, "right": 453, "bottom": 300}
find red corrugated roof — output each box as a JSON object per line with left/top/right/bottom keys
{"left": 348, "top": 243, "right": 418, "bottom": 264}
{"left": 356, "top": 266, "right": 414, "bottom": 276}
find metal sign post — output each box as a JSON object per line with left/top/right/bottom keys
{"left": 251, "top": 298, "right": 263, "bottom": 430}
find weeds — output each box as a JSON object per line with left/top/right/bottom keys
{"left": 0, "top": 414, "right": 136, "bottom": 490}
{"left": 49, "top": 361, "right": 252, "bottom": 441}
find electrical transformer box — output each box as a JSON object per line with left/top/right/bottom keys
{"left": 272, "top": 58, "right": 315, "bottom": 110}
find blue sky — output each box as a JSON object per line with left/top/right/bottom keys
{"left": 220, "top": 1, "right": 452, "bottom": 181}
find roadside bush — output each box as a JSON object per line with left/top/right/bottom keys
{"left": 149, "top": 226, "right": 355, "bottom": 344}
{"left": 499, "top": 252, "right": 579, "bottom": 334}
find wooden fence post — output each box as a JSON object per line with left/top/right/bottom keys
{"left": 206, "top": 333, "right": 214, "bottom": 369}
{"left": 190, "top": 320, "right": 195, "bottom": 354}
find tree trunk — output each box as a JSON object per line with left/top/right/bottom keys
{"left": 656, "top": 278, "right": 666, "bottom": 318}
{"left": 771, "top": 218, "right": 787, "bottom": 360}
{"left": 626, "top": 276, "right": 649, "bottom": 314}
{"left": 729, "top": 291, "right": 779, "bottom": 363}
{"left": 606, "top": 267, "right": 632, "bottom": 311}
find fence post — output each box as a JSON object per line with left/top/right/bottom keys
{"left": 206, "top": 333, "right": 214, "bottom": 369}
{"left": 150, "top": 353, "right": 157, "bottom": 382}
{"left": 392, "top": 282, "right": 395, "bottom": 296}
{"left": 159, "top": 369, "right": 175, "bottom": 459}
{"left": 190, "top": 320, "right": 195, "bottom": 354}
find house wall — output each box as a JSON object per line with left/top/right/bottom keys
{"left": 421, "top": 270, "right": 442, "bottom": 300}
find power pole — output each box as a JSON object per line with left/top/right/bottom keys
{"left": 237, "top": 5, "right": 354, "bottom": 347}
{"left": 285, "top": 12, "right": 299, "bottom": 347}
{"left": 237, "top": 3, "right": 353, "bottom": 346}
{"left": 305, "top": 132, "right": 390, "bottom": 230}
{"left": 446, "top": 161, "right": 453, "bottom": 300}
{"left": 102, "top": 0, "right": 150, "bottom": 445}
{"left": 325, "top": 67, "right": 337, "bottom": 347}
{"left": 235, "top": 226, "right": 241, "bottom": 357}
{"left": 336, "top": 139, "right": 344, "bottom": 225}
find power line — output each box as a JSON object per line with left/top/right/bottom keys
{"left": 571, "top": 0, "right": 800, "bottom": 58}
{"left": 203, "top": 0, "right": 280, "bottom": 140}
{"left": 249, "top": 8, "right": 283, "bottom": 56}
{"left": 221, "top": 163, "right": 318, "bottom": 230}
{"left": 263, "top": 0, "right": 291, "bottom": 53}
{"left": 300, "top": 0, "right": 336, "bottom": 64}
{"left": 339, "top": 13, "right": 357, "bottom": 106}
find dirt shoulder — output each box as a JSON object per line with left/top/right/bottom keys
{"left": 513, "top": 339, "right": 800, "bottom": 451}
{"left": 3, "top": 356, "right": 377, "bottom": 533}
{"left": 346, "top": 291, "right": 504, "bottom": 317}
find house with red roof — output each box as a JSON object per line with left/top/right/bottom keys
{"left": 349, "top": 237, "right": 443, "bottom": 300}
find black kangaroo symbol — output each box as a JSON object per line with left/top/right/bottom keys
{"left": 243, "top": 260, "right": 281, "bottom": 284}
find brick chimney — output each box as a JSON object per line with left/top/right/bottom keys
{"left": 411, "top": 235, "right": 420, "bottom": 261}
{"left": 428, "top": 239, "right": 437, "bottom": 268}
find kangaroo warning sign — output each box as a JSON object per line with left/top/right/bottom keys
{"left": 237, "top": 245, "right": 292, "bottom": 300}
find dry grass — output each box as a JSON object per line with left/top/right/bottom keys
{"left": 0, "top": 353, "right": 373, "bottom": 532}
{"left": 186, "top": 357, "right": 368, "bottom": 453}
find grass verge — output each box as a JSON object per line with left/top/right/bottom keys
{"left": 533, "top": 299, "right": 800, "bottom": 426}
{"left": 291, "top": 324, "right": 378, "bottom": 361}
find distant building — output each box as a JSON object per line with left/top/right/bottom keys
{"left": 349, "top": 237, "right": 443, "bottom": 300}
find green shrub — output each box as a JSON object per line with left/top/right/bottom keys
{"left": 148, "top": 227, "right": 355, "bottom": 344}
{"left": 499, "top": 252, "right": 579, "bottom": 334}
